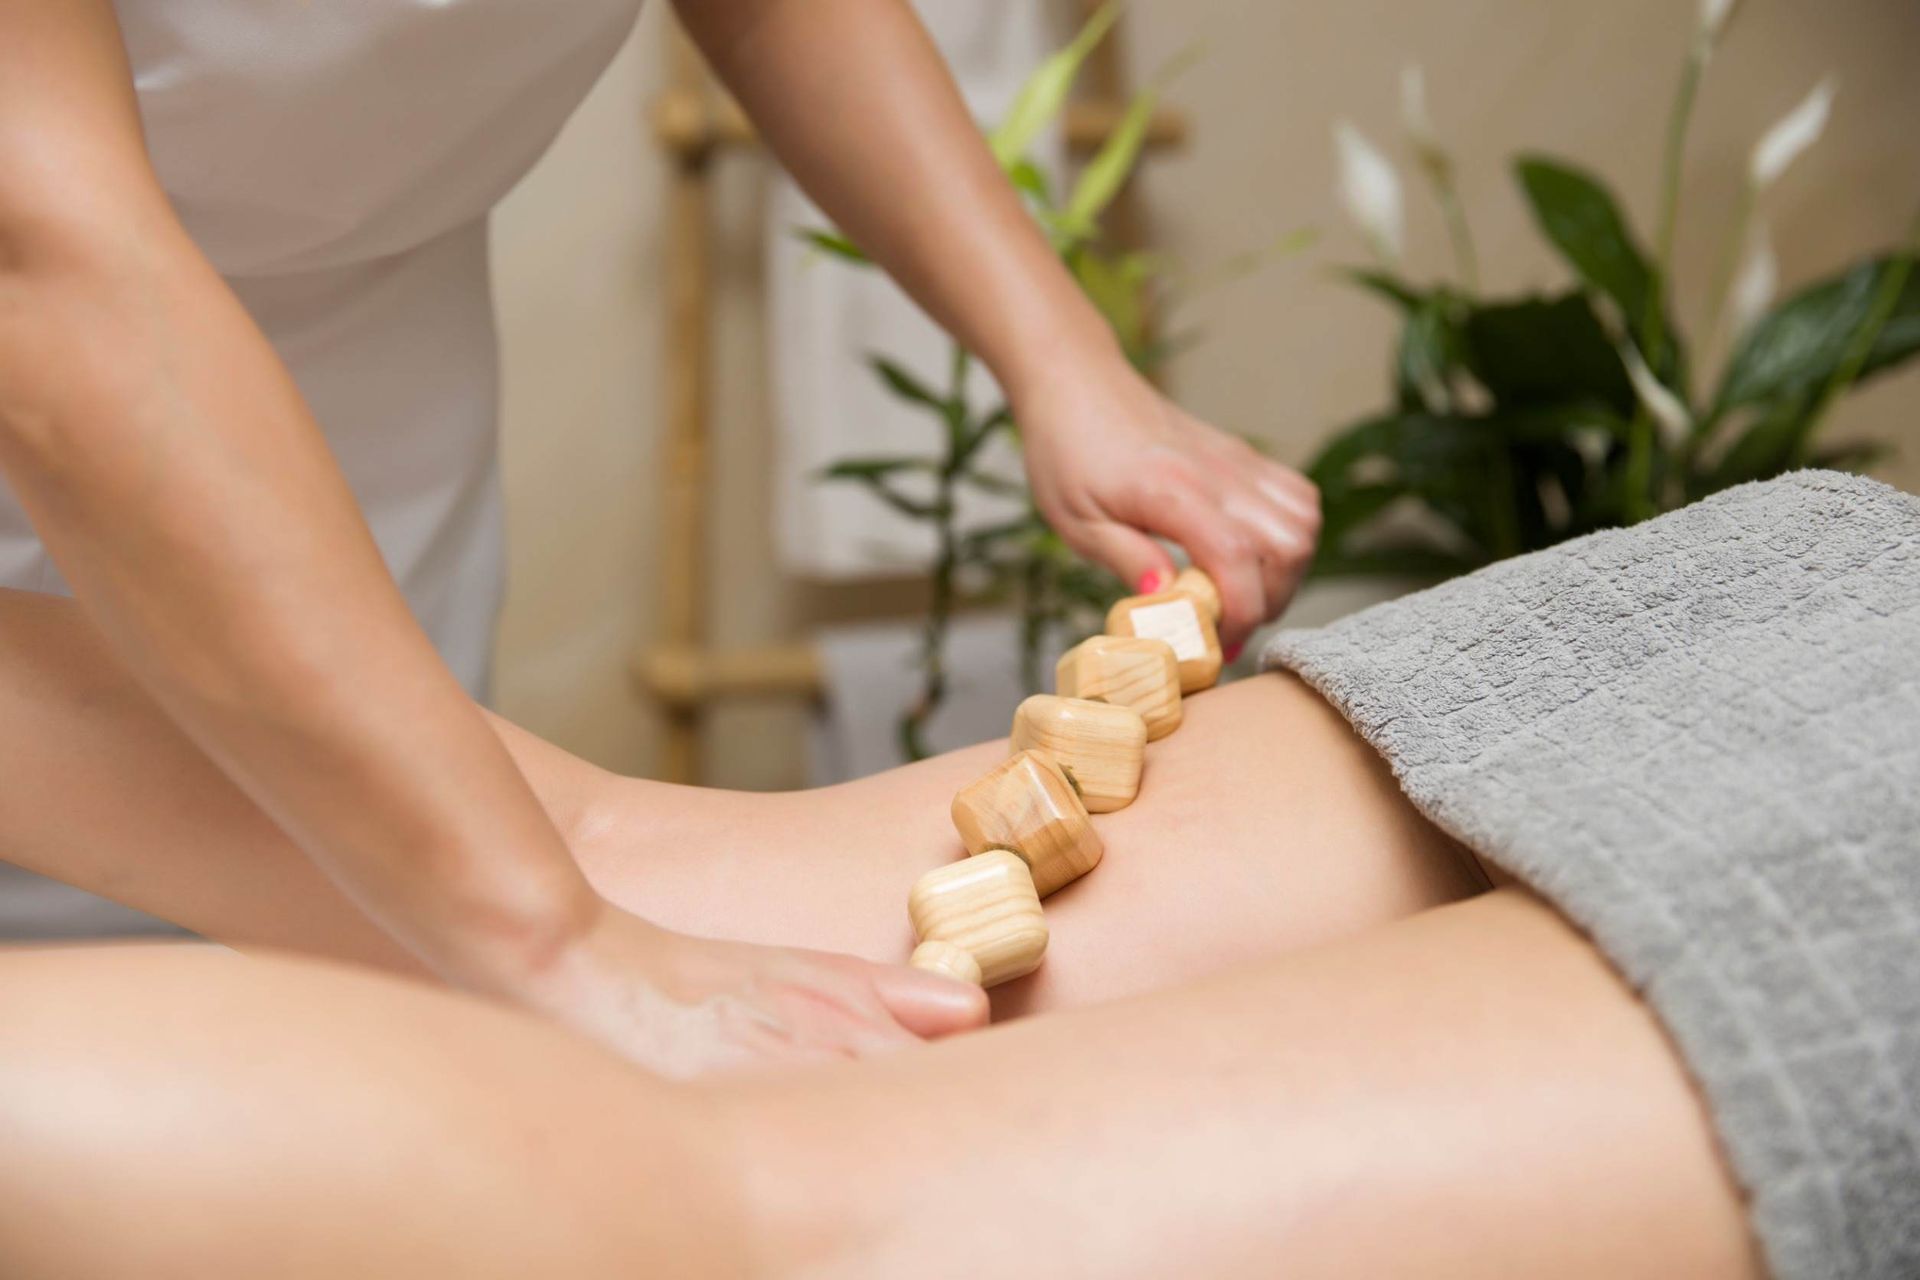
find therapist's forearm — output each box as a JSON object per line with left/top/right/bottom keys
{"left": 673, "top": 0, "right": 1122, "bottom": 398}
{"left": 0, "top": 1, "right": 606, "bottom": 995}
{"left": 0, "top": 230, "right": 600, "bottom": 991}
{"left": 0, "top": 589, "right": 609, "bottom": 974}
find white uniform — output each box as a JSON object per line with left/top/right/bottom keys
{"left": 0, "top": 0, "right": 644, "bottom": 692}
{"left": 0, "top": 0, "right": 643, "bottom": 935}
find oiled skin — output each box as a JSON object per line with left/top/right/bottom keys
{"left": 0, "top": 592, "right": 1760, "bottom": 1277}
{"left": 0, "top": 587, "right": 1483, "bottom": 1018}
{"left": 0, "top": 894, "right": 1759, "bottom": 1278}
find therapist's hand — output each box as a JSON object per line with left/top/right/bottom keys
{"left": 1015, "top": 353, "right": 1321, "bottom": 651}
{"left": 516, "top": 903, "right": 989, "bottom": 1079}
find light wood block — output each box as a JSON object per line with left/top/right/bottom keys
{"left": 1172, "top": 566, "right": 1222, "bottom": 623}
{"left": 1106, "top": 591, "right": 1222, "bottom": 694}
{"left": 951, "top": 751, "right": 1103, "bottom": 897}
{"left": 1009, "top": 695, "right": 1146, "bottom": 814}
{"left": 908, "top": 939, "right": 984, "bottom": 986}
{"left": 907, "top": 851, "right": 1048, "bottom": 988}
{"left": 1054, "top": 635, "right": 1183, "bottom": 741}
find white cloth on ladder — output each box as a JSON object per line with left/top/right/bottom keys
{"left": 766, "top": 0, "right": 1062, "bottom": 580}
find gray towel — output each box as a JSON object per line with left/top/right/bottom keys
{"left": 1262, "top": 471, "right": 1920, "bottom": 1280}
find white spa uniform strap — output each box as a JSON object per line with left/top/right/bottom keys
{"left": 0, "top": 0, "right": 645, "bottom": 696}
{"left": 0, "top": 0, "right": 643, "bottom": 938}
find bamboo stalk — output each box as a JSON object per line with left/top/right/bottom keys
{"left": 654, "top": 29, "right": 714, "bottom": 783}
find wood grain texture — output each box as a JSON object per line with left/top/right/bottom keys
{"left": 1055, "top": 635, "right": 1184, "bottom": 741}
{"left": 906, "top": 851, "right": 1048, "bottom": 988}
{"left": 1009, "top": 695, "right": 1147, "bottom": 814}
{"left": 951, "top": 752, "right": 1103, "bottom": 897}
{"left": 907, "top": 939, "right": 985, "bottom": 986}
{"left": 1172, "top": 566, "right": 1223, "bottom": 623}
{"left": 1106, "top": 592, "right": 1223, "bottom": 694}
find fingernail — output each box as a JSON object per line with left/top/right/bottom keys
{"left": 1138, "top": 569, "right": 1167, "bottom": 593}
{"left": 1224, "top": 642, "right": 1245, "bottom": 663}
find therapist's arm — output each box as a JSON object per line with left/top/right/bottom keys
{"left": 673, "top": 0, "right": 1320, "bottom": 646}
{"left": 0, "top": 1, "right": 980, "bottom": 1070}
{"left": 0, "top": 587, "right": 626, "bottom": 975}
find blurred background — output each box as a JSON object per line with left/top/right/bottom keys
{"left": 488, "top": 0, "right": 1920, "bottom": 790}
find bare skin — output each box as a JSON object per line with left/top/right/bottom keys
{"left": 0, "top": 0, "right": 1315, "bottom": 1068}
{"left": 0, "top": 588, "right": 1481, "bottom": 1018}
{"left": 0, "top": 893, "right": 1760, "bottom": 1278}
{"left": 0, "top": 592, "right": 1760, "bottom": 1273}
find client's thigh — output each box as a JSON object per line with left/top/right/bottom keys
{"left": 0, "top": 893, "right": 1758, "bottom": 1279}
{"left": 721, "top": 890, "right": 1761, "bottom": 1279}
{"left": 587, "top": 673, "right": 1488, "bottom": 1014}
{"left": 0, "top": 945, "right": 739, "bottom": 1277}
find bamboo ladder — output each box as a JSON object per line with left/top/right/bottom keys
{"left": 636, "top": 3, "right": 1188, "bottom": 784}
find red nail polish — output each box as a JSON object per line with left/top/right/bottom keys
{"left": 1224, "top": 642, "right": 1244, "bottom": 663}
{"left": 1138, "top": 569, "right": 1167, "bottom": 593}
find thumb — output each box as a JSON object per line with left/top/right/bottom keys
{"left": 1070, "top": 517, "right": 1178, "bottom": 595}
{"left": 872, "top": 963, "right": 991, "bottom": 1038}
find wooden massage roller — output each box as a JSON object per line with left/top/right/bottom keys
{"left": 906, "top": 569, "right": 1225, "bottom": 987}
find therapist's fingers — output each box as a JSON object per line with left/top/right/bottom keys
{"left": 870, "top": 962, "right": 992, "bottom": 1039}
{"left": 1224, "top": 471, "right": 1318, "bottom": 633}
{"left": 1146, "top": 480, "right": 1273, "bottom": 647}
{"left": 1069, "top": 514, "right": 1180, "bottom": 603}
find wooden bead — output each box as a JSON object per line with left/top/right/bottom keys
{"left": 1106, "top": 591, "right": 1222, "bottom": 694}
{"left": 1009, "top": 694, "right": 1146, "bottom": 814}
{"left": 951, "top": 751, "right": 1103, "bottom": 897}
{"left": 1172, "top": 566, "right": 1222, "bottom": 623}
{"left": 909, "top": 939, "right": 984, "bottom": 986}
{"left": 907, "top": 851, "right": 1048, "bottom": 987}
{"left": 1054, "top": 635, "right": 1183, "bottom": 742}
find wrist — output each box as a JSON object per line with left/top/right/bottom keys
{"left": 990, "top": 293, "right": 1128, "bottom": 416}
{"left": 431, "top": 848, "right": 609, "bottom": 1001}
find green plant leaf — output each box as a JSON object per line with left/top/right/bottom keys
{"left": 957, "top": 515, "right": 1042, "bottom": 556}
{"left": 1063, "top": 85, "right": 1159, "bottom": 231}
{"left": 1309, "top": 545, "right": 1483, "bottom": 580}
{"left": 956, "top": 405, "right": 1015, "bottom": 469}
{"left": 989, "top": 0, "right": 1119, "bottom": 169}
{"left": 1072, "top": 247, "right": 1154, "bottom": 357}
{"left": 1395, "top": 294, "right": 1466, "bottom": 411}
{"left": 867, "top": 355, "right": 946, "bottom": 413}
{"left": 818, "top": 455, "right": 939, "bottom": 481}
{"left": 1007, "top": 159, "right": 1053, "bottom": 204}
{"left": 1703, "top": 393, "right": 1819, "bottom": 491}
{"left": 1308, "top": 402, "right": 1637, "bottom": 568}
{"left": 1514, "top": 156, "right": 1654, "bottom": 327}
{"left": 960, "top": 470, "right": 1028, "bottom": 498}
{"left": 1308, "top": 411, "right": 1509, "bottom": 559}
{"left": 1487, "top": 402, "right": 1633, "bottom": 443}
{"left": 796, "top": 227, "right": 869, "bottom": 265}
{"left": 1714, "top": 254, "right": 1920, "bottom": 412}
{"left": 1314, "top": 481, "right": 1404, "bottom": 548}
{"left": 1343, "top": 268, "right": 1425, "bottom": 312}
{"left": 825, "top": 466, "right": 944, "bottom": 521}
{"left": 1053, "top": 559, "right": 1128, "bottom": 611}
{"left": 1462, "top": 293, "right": 1635, "bottom": 415}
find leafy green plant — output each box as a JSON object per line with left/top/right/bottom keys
{"left": 1312, "top": 5, "right": 1920, "bottom": 581}
{"left": 807, "top": 4, "right": 1302, "bottom": 760}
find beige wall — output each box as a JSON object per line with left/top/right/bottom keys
{"left": 490, "top": 0, "right": 1920, "bottom": 786}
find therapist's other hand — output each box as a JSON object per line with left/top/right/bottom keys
{"left": 517, "top": 903, "right": 989, "bottom": 1079}
{"left": 1016, "top": 355, "right": 1321, "bottom": 650}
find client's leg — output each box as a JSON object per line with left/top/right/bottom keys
{"left": 0, "top": 587, "right": 1484, "bottom": 1013}
{"left": 0, "top": 892, "right": 1758, "bottom": 1278}
{"left": 588, "top": 672, "right": 1487, "bottom": 1013}
{"left": 0, "top": 945, "right": 744, "bottom": 1277}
